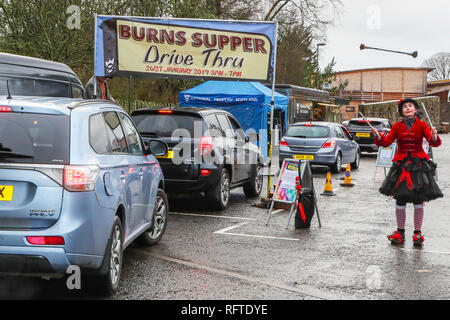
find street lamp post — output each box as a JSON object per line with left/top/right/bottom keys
{"left": 316, "top": 43, "right": 326, "bottom": 89}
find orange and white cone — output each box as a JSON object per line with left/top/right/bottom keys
{"left": 321, "top": 171, "right": 336, "bottom": 196}
{"left": 340, "top": 163, "right": 355, "bottom": 187}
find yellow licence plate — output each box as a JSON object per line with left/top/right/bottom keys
{"left": 294, "top": 154, "right": 314, "bottom": 160}
{"left": 156, "top": 150, "right": 173, "bottom": 159}
{"left": 356, "top": 132, "right": 371, "bottom": 137}
{"left": 0, "top": 185, "right": 13, "bottom": 201}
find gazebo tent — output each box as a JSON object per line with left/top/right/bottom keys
{"left": 178, "top": 81, "right": 289, "bottom": 159}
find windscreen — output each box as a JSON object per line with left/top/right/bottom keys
{"left": 0, "top": 112, "right": 70, "bottom": 164}
{"left": 133, "top": 113, "right": 205, "bottom": 137}
{"left": 286, "top": 125, "right": 330, "bottom": 138}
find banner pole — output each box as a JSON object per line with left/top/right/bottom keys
{"left": 93, "top": 14, "right": 98, "bottom": 98}
{"left": 267, "top": 20, "right": 278, "bottom": 198}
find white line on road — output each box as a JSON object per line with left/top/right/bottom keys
{"left": 170, "top": 212, "right": 256, "bottom": 221}
{"left": 400, "top": 248, "right": 450, "bottom": 255}
{"left": 131, "top": 249, "right": 350, "bottom": 300}
{"left": 214, "top": 222, "right": 300, "bottom": 241}
{"left": 270, "top": 208, "right": 285, "bottom": 215}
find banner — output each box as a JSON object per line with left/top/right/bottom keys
{"left": 95, "top": 16, "right": 276, "bottom": 81}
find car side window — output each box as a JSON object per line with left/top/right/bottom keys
{"left": 71, "top": 85, "right": 84, "bottom": 98}
{"left": 340, "top": 126, "right": 352, "bottom": 140}
{"left": 89, "top": 113, "right": 111, "bottom": 154}
{"left": 334, "top": 125, "right": 345, "bottom": 138}
{"left": 205, "top": 114, "right": 223, "bottom": 137}
{"left": 216, "top": 114, "right": 233, "bottom": 137}
{"left": 104, "top": 111, "right": 128, "bottom": 154}
{"left": 119, "top": 113, "right": 144, "bottom": 155}
{"left": 228, "top": 116, "right": 246, "bottom": 141}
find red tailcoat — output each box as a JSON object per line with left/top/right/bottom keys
{"left": 375, "top": 119, "right": 441, "bottom": 162}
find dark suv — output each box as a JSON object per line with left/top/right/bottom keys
{"left": 347, "top": 117, "right": 392, "bottom": 152}
{"left": 131, "top": 107, "right": 264, "bottom": 210}
{"left": 0, "top": 52, "right": 84, "bottom": 98}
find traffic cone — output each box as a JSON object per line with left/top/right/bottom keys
{"left": 321, "top": 171, "right": 336, "bottom": 196}
{"left": 340, "top": 163, "right": 355, "bottom": 187}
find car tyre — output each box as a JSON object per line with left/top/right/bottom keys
{"left": 243, "top": 163, "right": 263, "bottom": 197}
{"left": 137, "top": 189, "right": 168, "bottom": 246}
{"left": 351, "top": 150, "right": 360, "bottom": 169}
{"left": 206, "top": 168, "right": 230, "bottom": 211}
{"left": 330, "top": 152, "right": 342, "bottom": 173}
{"left": 87, "top": 216, "right": 123, "bottom": 296}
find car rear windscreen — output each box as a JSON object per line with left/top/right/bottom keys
{"left": 133, "top": 113, "right": 205, "bottom": 137}
{"left": 0, "top": 113, "right": 69, "bottom": 164}
{"left": 286, "top": 125, "right": 330, "bottom": 138}
{"left": 349, "top": 120, "right": 382, "bottom": 127}
{"left": 0, "top": 77, "right": 70, "bottom": 97}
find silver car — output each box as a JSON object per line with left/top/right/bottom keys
{"left": 279, "top": 122, "right": 360, "bottom": 173}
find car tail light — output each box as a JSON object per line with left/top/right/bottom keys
{"left": 0, "top": 106, "right": 12, "bottom": 112}
{"left": 158, "top": 109, "right": 173, "bottom": 114}
{"left": 27, "top": 236, "right": 65, "bottom": 245}
{"left": 321, "top": 140, "right": 336, "bottom": 148}
{"left": 63, "top": 165, "right": 100, "bottom": 192}
{"left": 280, "top": 138, "right": 289, "bottom": 147}
{"left": 200, "top": 169, "right": 211, "bottom": 176}
{"left": 304, "top": 123, "right": 313, "bottom": 127}
{"left": 200, "top": 136, "right": 213, "bottom": 155}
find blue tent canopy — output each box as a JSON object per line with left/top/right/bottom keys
{"left": 179, "top": 81, "right": 288, "bottom": 159}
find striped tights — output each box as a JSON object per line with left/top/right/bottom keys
{"left": 395, "top": 203, "right": 424, "bottom": 232}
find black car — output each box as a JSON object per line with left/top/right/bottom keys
{"left": 0, "top": 52, "right": 84, "bottom": 98}
{"left": 131, "top": 107, "right": 264, "bottom": 210}
{"left": 346, "top": 117, "right": 392, "bottom": 152}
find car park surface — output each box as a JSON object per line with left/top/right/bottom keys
{"left": 2, "top": 134, "right": 450, "bottom": 300}
{"left": 0, "top": 96, "right": 168, "bottom": 294}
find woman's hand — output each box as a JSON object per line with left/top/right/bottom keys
{"left": 431, "top": 127, "right": 438, "bottom": 142}
{"left": 371, "top": 127, "right": 380, "bottom": 140}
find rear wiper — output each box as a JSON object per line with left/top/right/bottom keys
{"left": 0, "top": 151, "right": 34, "bottom": 159}
{"left": 290, "top": 135, "right": 307, "bottom": 138}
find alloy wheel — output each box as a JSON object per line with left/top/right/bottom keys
{"left": 148, "top": 196, "right": 167, "bottom": 240}
{"left": 110, "top": 225, "right": 122, "bottom": 286}
{"left": 221, "top": 172, "right": 230, "bottom": 205}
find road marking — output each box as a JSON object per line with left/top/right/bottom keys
{"left": 170, "top": 212, "right": 256, "bottom": 221}
{"left": 400, "top": 248, "right": 450, "bottom": 255}
{"left": 270, "top": 208, "right": 285, "bottom": 215}
{"left": 214, "top": 222, "right": 300, "bottom": 241}
{"left": 131, "top": 249, "right": 351, "bottom": 300}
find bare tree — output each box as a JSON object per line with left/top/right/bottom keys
{"left": 422, "top": 52, "right": 450, "bottom": 81}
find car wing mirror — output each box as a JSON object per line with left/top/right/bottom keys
{"left": 145, "top": 139, "right": 168, "bottom": 157}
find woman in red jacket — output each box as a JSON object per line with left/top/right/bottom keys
{"left": 371, "top": 98, "right": 442, "bottom": 246}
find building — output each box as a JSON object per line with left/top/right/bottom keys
{"left": 331, "top": 67, "right": 433, "bottom": 120}
{"left": 427, "top": 79, "right": 450, "bottom": 123}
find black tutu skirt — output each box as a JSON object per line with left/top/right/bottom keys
{"left": 379, "top": 155, "right": 443, "bottom": 203}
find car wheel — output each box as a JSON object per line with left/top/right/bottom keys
{"left": 351, "top": 150, "right": 360, "bottom": 169}
{"left": 88, "top": 216, "right": 123, "bottom": 295}
{"left": 206, "top": 168, "right": 230, "bottom": 211}
{"left": 137, "top": 189, "right": 168, "bottom": 246}
{"left": 331, "top": 153, "right": 342, "bottom": 173}
{"left": 243, "top": 163, "right": 263, "bottom": 197}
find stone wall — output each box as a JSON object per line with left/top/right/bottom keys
{"left": 440, "top": 102, "right": 450, "bottom": 123}
{"left": 359, "top": 96, "right": 440, "bottom": 128}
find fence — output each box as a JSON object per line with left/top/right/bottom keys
{"left": 115, "top": 99, "right": 178, "bottom": 114}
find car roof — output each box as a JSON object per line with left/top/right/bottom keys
{"left": 132, "top": 107, "right": 232, "bottom": 117}
{"left": 290, "top": 121, "right": 337, "bottom": 127}
{"left": 0, "top": 52, "right": 82, "bottom": 85}
{"left": 0, "top": 96, "right": 122, "bottom": 115}
{"left": 349, "top": 117, "right": 389, "bottom": 122}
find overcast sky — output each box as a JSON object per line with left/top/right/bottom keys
{"left": 319, "top": 0, "right": 450, "bottom": 72}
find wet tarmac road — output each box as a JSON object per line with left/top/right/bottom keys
{"left": 2, "top": 135, "right": 450, "bottom": 300}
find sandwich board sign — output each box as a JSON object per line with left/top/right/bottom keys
{"left": 266, "top": 159, "right": 321, "bottom": 228}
